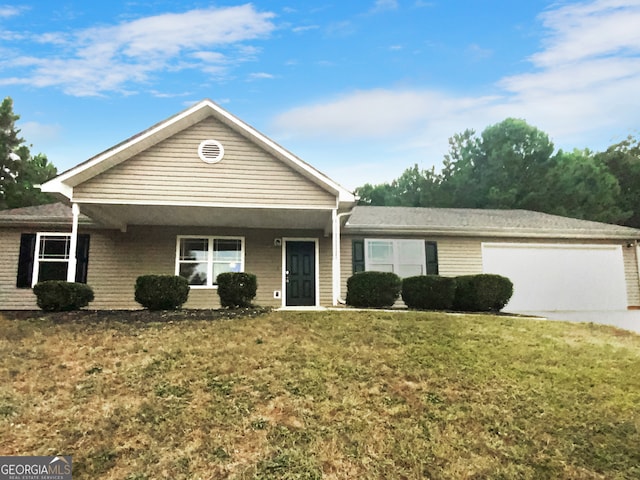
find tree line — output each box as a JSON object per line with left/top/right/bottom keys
{"left": 356, "top": 118, "right": 640, "bottom": 227}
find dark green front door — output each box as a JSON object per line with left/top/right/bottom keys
{"left": 286, "top": 241, "right": 316, "bottom": 306}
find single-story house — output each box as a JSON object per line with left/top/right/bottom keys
{"left": 2, "top": 99, "right": 640, "bottom": 312}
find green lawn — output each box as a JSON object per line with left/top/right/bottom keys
{"left": 1, "top": 310, "right": 639, "bottom": 479}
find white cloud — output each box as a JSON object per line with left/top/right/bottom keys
{"left": 248, "top": 72, "right": 276, "bottom": 80}
{"left": 371, "top": 0, "right": 399, "bottom": 13}
{"left": 273, "top": 89, "right": 496, "bottom": 139}
{"left": 0, "top": 4, "right": 276, "bottom": 96}
{"left": 531, "top": 0, "right": 640, "bottom": 67}
{"left": 292, "top": 25, "right": 320, "bottom": 33}
{"left": 0, "top": 5, "right": 24, "bottom": 18}
{"left": 271, "top": 0, "right": 640, "bottom": 187}
{"left": 467, "top": 43, "right": 493, "bottom": 61}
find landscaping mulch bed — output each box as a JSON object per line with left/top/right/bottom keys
{"left": 1, "top": 307, "right": 271, "bottom": 323}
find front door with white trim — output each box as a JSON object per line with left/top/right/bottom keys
{"left": 285, "top": 241, "right": 316, "bottom": 306}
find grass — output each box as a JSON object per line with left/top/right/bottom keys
{"left": 0, "top": 309, "right": 639, "bottom": 479}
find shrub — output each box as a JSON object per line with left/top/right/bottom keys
{"left": 33, "top": 281, "right": 95, "bottom": 312}
{"left": 346, "top": 271, "right": 401, "bottom": 308}
{"left": 216, "top": 272, "right": 257, "bottom": 308}
{"left": 135, "top": 275, "right": 190, "bottom": 310}
{"left": 401, "top": 275, "right": 456, "bottom": 310}
{"left": 453, "top": 274, "right": 513, "bottom": 312}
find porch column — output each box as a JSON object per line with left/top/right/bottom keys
{"left": 67, "top": 203, "right": 80, "bottom": 282}
{"left": 332, "top": 209, "right": 340, "bottom": 306}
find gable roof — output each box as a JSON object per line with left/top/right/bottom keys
{"left": 41, "top": 99, "right": 355, "bottom": 204}
{"left": 345, "top": 206, "right": 640, "bottom": 240}
{"left": 0, "top": 202, "right": 95, "bottom": 227}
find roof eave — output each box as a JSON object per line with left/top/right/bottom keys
{"left": 0, "top": 217, "right": 96, "bottom": 228}
{"left": 343, "top": 225, "right": 640, "bottom": 240}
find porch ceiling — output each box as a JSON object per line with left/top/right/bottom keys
{"left": 78, "top": 203, "right": 334, "bottom": 231}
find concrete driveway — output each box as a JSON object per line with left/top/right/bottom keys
{"left": 513, "top": 310, "right": 640, "bottom": 334}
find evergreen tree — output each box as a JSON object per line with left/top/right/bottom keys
{"left": 0, "top": 97, "right": 58, "bottom": 209}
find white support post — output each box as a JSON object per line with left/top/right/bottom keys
{"left": 332, "top": 209, "right": 340, "bottom": 306}
{"left": 67, "top": 203, "right": 80, "bottom": 282}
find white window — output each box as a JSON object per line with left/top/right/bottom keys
{"left": 365, "top": 239, "right": 426, "bottom": 278}
{"left": 33, "top": 233, "right": 72, "bottom": 285}
{"left": 176, "top": 236, "right": 244, "bottom": 288}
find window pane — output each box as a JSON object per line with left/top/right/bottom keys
{"left": 398, "top": 264, "right": 424, "bottom": 278}
{"left": 177, "top": 237, "right": 243, "bottom": 287}
{"left": 179, "top": 262, "right": 208, "bottom": 285}
{"left": 38, "top": 262, "right": 68, "bottom": 282}
{"left": 213, "top": 262, "right": 241, "bottom": 283}
{"left": 370, "top": 264, "right": 394, "bottom": 273}
{"left": 396, "top": 240, "right": 426, "bottom": 279}
{"left": 397, "top": 240, "right": 424, "bottom": 264}
{"left": 180, "top": 238, "right": 208, "bottom": 261}
{"left": 213, "top": 239, "right": 242, "bottom": 262}
{"left": 368, "top": 240, "right": 393, "bottom": 263}
{"left": 40, "top": 236, "right": 70, "bottom": 260}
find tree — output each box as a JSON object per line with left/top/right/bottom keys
{"left": 454, "top": 118, "right": 556, "bottom": 210}
{"left": 0, "top": 97, "right": 57, "bottom": 209}
{"left": 356, "top": 164, "right": 441, "bottom": 207}
{"left": 356, "top": 182, "right": 397, "bottom": 206}
{"left": 355, "top": 118, "right": 631, "bottom": 224}
{"left": 0, "top": 97, "right": 23, "bottom": 204}
{"left": 544, "top": 149, "right": 628, "bottom": 224}
{"left": 596, "top": 136, "right": 640, "bottom": 227}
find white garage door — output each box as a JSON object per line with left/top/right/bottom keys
{"left": 482, "top": 243, "right": 628, "bottom": 311}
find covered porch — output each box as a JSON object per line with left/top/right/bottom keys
{"left": 56, "top": 201, "right": 353, "bottom": 309}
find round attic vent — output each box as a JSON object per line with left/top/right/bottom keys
{"left": 198, "top": 139, "right": 224, "bottom": 164}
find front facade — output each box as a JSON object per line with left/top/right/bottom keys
{"left": 2, "top": 100, "right": 640, "bottom": 312}
{"left": 341, "top": 207, "right": 640, "bottom": 312}
{"left": 1, "top": 100, "right": 355, "bottom": 310}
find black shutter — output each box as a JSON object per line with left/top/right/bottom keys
{"left": 75, "top": 234, "right": 90, "bottom": 284}
{"left": 352, "top": 239, "right": 365, "bottom": 273}
{"left": 426, "top": 241, "right": 438, "bottom": 275}
{"left": 16, "top": 233, "right": 36, "bottom": 288}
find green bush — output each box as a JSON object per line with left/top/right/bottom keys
{"left": 453, "top": 274, "right": 513, "bottom": 312}
{"left": 135, "top": 275, "right": 190, "bottom": 310}
{"left": 346, "top": 271, "right": 401, "bottom": 308}
{"left": 216, "top": 272, "right": 257, "bottom": 308}
{"left": 32, "top": 281, "right": 95, "bottom": 312}
{"left": 401, "top": 275, "right": 456, "bottom": 310}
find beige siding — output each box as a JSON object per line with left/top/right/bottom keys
{"left": 0, "top": 229, "right": 39, "bottom": 309}
{"left": 623, "top": 246, "right": 640, "bottom": 307}
{"left": 339, "top": 234, "right": 640, "bottom": 308}
{"left": 73, "top": 117, "right": 335, "bottom": 208}
{"left": 88, "top": 226, "right": 333, "bottom": 310}
{"left": 4, "top": 226, "right": 639, "bottom": 310}
{"left": 0, "top": 226, "right": 334, "bottom": 310}
{"left": 318, "top": 236, "right": 333, "bottom": 306}
{"left": 437, "top": 237, "right": 483, "bottom": 276}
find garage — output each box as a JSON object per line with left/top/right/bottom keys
{"left": 482, "top": 243, "right": 628, "bottom": 312}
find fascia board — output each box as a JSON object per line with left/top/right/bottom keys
{"left": 343, "top": 225, "right": 640, "bottom": 240}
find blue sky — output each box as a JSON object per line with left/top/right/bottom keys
{"left": 2, "top": 0, "right": 639, "bottom": 190}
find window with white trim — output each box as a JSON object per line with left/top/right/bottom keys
{"left": 364, "top": 239, "right": 426, "bottom": 278}
{"left": 16, "top": 232, "right": 90, "bottom": 288}
{"left": 176, "top": 236, "right": 244, "bottom": 287}
{"left": 34, "top": 233, "right": 72, "bottom": 283}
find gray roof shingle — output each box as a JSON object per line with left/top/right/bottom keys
{"left": 0, "top": 203, "right": 95, "bottom": 227}
{"left": 345, "top": 206, "right": 640, "bottom": 239}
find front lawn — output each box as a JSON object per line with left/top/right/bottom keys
{"left": 0, "top": 310, "right": 638, "bottom": 479}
